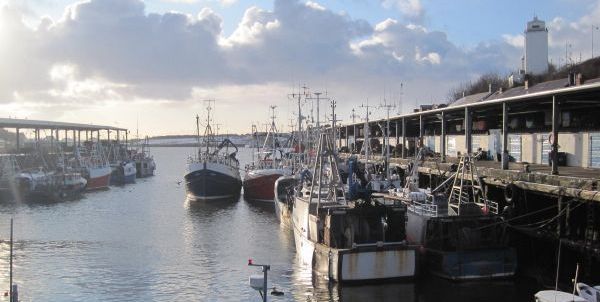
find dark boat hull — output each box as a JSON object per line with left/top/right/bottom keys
{"left": 426, "top": 247, "right": 517, "bottom": 280}
{"left": 185, "top": 164, "right": 241, "bottom": 200}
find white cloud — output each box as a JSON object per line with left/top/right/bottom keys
{"left": 502, "top": 34, "right": 524, "bottom": 48}
{"left": 381, "top": 0, "right": 423, "bottom": 20}
{"left": 415, "top": 48, "right": 441, "bottom": 64}
{"left": 305, "top": 1, "right": 326, "bottom": 11}
{"left": 0, "top": 0, "right": 540, "bottom": 132}
{"left": 219, "top": 0, "right": 237, "bottom": 7}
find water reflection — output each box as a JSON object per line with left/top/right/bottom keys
{"left": 0, "top": 148, "right": 539, "bottom": 301}
{"left": 244, "top": 199, "right": 276, "bottom": 214}
{"left": 184, "top": 197, "right": 238, "bottom": 218}
{"left": 338, "top": 283, "right": 416, "bottom": 302}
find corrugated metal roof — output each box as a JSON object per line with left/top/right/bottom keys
{"left": 342, "top": 77, "right": 600, "bottom": 127}
{"left": 448, "top": 91, "right": 492, "bottom": 107}
{"left": 486, "top": 78, "right": 568, "bottom": 101}
{"left": 0, "top": 118, "right": 127, "bottom": 131}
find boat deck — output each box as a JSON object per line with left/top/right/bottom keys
{"left": 341, "top": 153, "right": 600, "bottom": 203}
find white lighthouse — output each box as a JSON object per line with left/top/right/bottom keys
{"left": 524, "top": 16, "right": 548, "bottom": 75}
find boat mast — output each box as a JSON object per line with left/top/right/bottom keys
{"left": 307, "top": 91, "right": 330, "bottom": 156}
{"left": 202, "top": 100, "right": 215, "bottom": 155}
{"left": 195, "top": 114, "right": 200, "bottom": 157}
{"left": 379, "top": 97, "right": 396, "bottom": 179}
{"left": 270, "top": 105, "right": 277, "bottom": 169}
{"left": 360, "top": 101, "right": 372, "bottom": 165}
{"left": 329, "top": 99, "right": 339, "bottom": 154}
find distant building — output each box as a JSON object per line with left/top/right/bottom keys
{"left": 525, "top": 16, "right": 549, "bottom": 75}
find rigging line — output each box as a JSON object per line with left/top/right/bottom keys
{"left": 485, "top": 199, "right": 587, "bottom": 232}
{"left": 508, "top": 200, "right": 587, "bottom": 232}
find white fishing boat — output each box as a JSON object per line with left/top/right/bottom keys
{"left": 291, "top": 132, "right": 417, "bottom": 283}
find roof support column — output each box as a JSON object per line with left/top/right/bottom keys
{"left": 338, "top": 126, "right": 342, "bottom": 150}
{"left": 551, "top": 96, "right": 560, "bottom": 175}
{"left": 97, "top": 130, "right": 100, "bottom": 143}
{"left": 64, "top": 129, "right": 67, "bottom": 145}
{"left": 353, "top": 125, "right": 357, "bottom": 152}
{"left": 465, "top": 107, "right": 472, "bottom": 154}
{"left": 15, "top": 128, "right": 20, "bottom": 153}
{"left": 107, "top": 130, "right": 110, "bottom": 142}
{"left": 401, "top": 117, "right": 406, "bottom": 159}
{"left": 77, "top": 130, "right": 81, "bottom": 147}
{"left": 501, "top": 102, "right": 509, "bottom": 170}
{"left": 125, "top": 131, "right": 128, "bottom": 150}
{"left": 345, "top": 126, "right": 349, "bottom": 148}
{"left": 441, "top": 112, "right": 446, "bottom": 162}
{"left": 419, "top": 115, "right": 424, "bottom": 155}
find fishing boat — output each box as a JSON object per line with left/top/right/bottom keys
{"left": 185, "top": 102, "right": 242, "bottom": 200}
{"left": 110, "top": 160, "right": 137, "bottom": 185}
{"left": 107, "top": 141, "right": 137, "bottom": 185}
{"left": 243, "top": 106, "right": 291, "bottom": 202}
{"left": 291, "top": 132, "right": 417, "bottom": 283}
{"left": 74, "top": 141, "right": 111, "bottom": 190}
{"left": 274, "top": 175, "right": 296, "bottom": 226}
{"left": 381, "top": 150, "right": 517, "bottom": 280}
{"left": 14, "top": 167, "right": 87, "bottom": 201}
{"left": 133, "top": 136, "right": 156, "bottom": 178}
{"left": 576, "top": 283, "right": 600, "bottom": 302}
{"left": 274, "top": 167, "right": 309, "bottom": 227}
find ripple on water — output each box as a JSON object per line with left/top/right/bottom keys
{"left": 0, "top": 147, "right": 537, "bottom": 301}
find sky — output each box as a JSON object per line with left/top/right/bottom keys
{"left": 1, "top": 0, "right": 599, "bottom": 136}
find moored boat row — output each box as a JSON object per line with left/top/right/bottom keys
{"left": 0, "top": 138, "right": 156, "bottom": 203}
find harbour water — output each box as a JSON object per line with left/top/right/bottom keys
{"left": 0, "top": 147, "right": 538, "bottom": 301}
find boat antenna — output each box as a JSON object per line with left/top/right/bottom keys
{"left": 306, "top": 91, "right": 330, "bottom": 144}
{"left": 379, "top": 97, "right": 396, "bottom": 179}
{"left": 203, "top": 100, "right": 215, "bottom": 154}
{"left": 350, "top": 108, "right": 359, "bottom": 124}
{"left": 397, "top": 82, "right": 404, "bottom": 115}
{"left": 287, "top": 84, "right": 309, "bottom": 156}
{"left": 329, "top": 99, "right": 341, "bottom": 154}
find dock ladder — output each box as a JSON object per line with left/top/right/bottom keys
{"left": 448, "top": 155, "right": 497, "bottom": 215}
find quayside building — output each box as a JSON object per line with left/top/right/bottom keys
{"left": 337, "top": 71, "right": 600, "bottom": 284}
